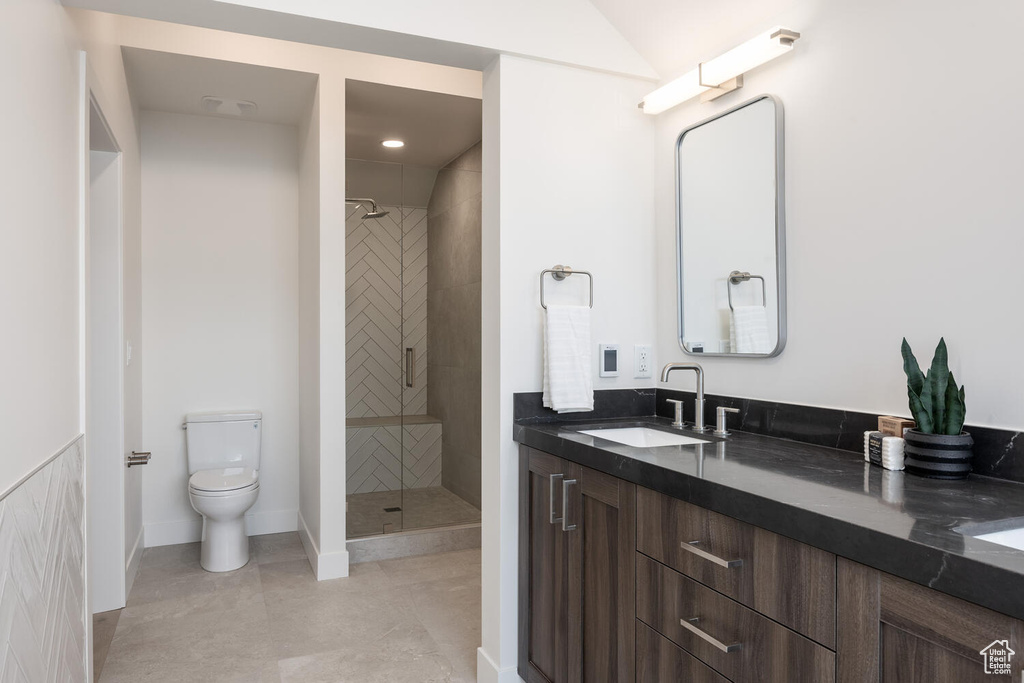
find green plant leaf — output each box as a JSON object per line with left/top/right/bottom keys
{"left": 922, "top": 339, "right": 949, "bottom": 435}
{"left": 908, "top": 388, "right": 932, "bottom": 433}
{"left": 945, "top": 373, "right": 966, "bottom": 435}
{"left": 901, "top": 338, "right": 925, "bottom": 397}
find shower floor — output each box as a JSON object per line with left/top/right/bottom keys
{"left": 347, "top": 486, "right": 481, "bottom": 538}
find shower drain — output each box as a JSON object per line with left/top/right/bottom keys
{"left": 383, "top": 506, "right": 402, "bottom": 513}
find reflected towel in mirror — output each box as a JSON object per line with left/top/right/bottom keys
{"left": 542, "top": 305, "right": 594, "bottom": 413}
{"left": 730, "top": 305, "right": 771, "bottom": 354}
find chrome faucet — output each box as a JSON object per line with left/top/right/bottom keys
{"left": 660, "top": 362, "right": 706, "bottom": 432}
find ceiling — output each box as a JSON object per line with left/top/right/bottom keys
{"left": 122, "top": 47, "right": 318, "bottom": 126}
{"left": 589, "top": 0, "right": 794, "bottom": 79}
{"left": 346, "top": 80, "right": 482, "bottom": 167}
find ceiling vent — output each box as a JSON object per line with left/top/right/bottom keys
{"left": 200, "top": 96, "right": 258, "bottom": 117}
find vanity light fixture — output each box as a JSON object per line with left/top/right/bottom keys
{"left": 381, "top": 139, "right": 405, "bottom": 148}
{"left": 639, "top": 27, "right": 800, "bottom": 115}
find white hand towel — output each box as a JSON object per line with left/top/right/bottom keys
{"left": 729, "top": 306, "right": 771, "bottom": 354}
{"left": 542, "top": 305, "right": 594, "bottom": 413}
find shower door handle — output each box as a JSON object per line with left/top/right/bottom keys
{"left": 406, "top": 348, "right": 415, "bottom": 388}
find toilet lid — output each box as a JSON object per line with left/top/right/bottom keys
{"left": 189, "top": 467, "right": 258, "bottom": 492}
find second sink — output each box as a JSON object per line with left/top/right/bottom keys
{"left": 578, "top": 427, "right": 709, "bottom": 448}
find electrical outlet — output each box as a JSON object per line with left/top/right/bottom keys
{"left": 634, "top": 344, "right": 652, "bottom": 379}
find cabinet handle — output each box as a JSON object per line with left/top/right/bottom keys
{"left": 561, "top": 479, "right": 578, "bottom": 531}
{"left": 679, "top": 617, "right": 742, "bottom": 653}
{"left": 549, "top": 474, "right": 564, "bottom": 524}
{"left": 406, "top": 347, "right": 415, "bottom": 388}
{"left": 680, "top": 540, "right": 743, "bottom": 569}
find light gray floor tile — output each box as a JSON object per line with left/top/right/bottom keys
{"left": 128, "top": 542, "right": 262, "bottom": 608}
{"left": 100, "top": 532, "right": 480, "bottom": 682}
{"left": 377, "top": 547, "right": 481, "bottom": 586}
{"left": 99, "top": 591, "right": 275, "bottom": 682}
{"left": 277, "top": 622, "right": 452, "bottom": 683}
{"left": 250, "top": 532, "right": 308, "bottom": 566}
{"left": 92, "top": 609, "right": 121, "bottom": 682}
{"left": 398, "top": 572, "right": 481, "bottom": 682}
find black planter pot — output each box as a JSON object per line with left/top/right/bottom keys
{"left": 904, "top": 429, "right": 974, "bottom": 480}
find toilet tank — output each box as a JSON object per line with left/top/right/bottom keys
{"left": 184, "top": 410, "right": 262, "bottom": 474}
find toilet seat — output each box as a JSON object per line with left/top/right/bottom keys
{"left": 189, "top": 467, "right": 259, "bottom": 496}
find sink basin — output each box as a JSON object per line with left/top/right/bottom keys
{"left": 958, "top": 518, "right": 1024, "bottom": 552}
{"left": 578, "top": 427, "right": 709, "bottom": 448}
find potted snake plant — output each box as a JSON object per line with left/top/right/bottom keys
{"left": 901, "top": 337, "right": 973, "bottom": 479}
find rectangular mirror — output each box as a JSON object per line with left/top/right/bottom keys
{"left": 676, "top": 94, "right": 786, "bottom": 357}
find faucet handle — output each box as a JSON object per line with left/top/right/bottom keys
{"left": 666, "top": 399, "right": 685, "bottom": 428}
{"left": 714, "top": 407, "right": 740, "bottom": 436}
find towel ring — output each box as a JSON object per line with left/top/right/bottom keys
{"left": 540, "top": 265, "right": 594, "bottom": 309}
{"left": 727, "top": 270, "right": 766, "bottom": 311}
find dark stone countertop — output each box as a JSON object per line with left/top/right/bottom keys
{"left": 514, "top": 416, "right": 1024, "bottom": 621}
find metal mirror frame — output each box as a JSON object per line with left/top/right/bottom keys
{"left": 675, "top": 93, "right": 787, "bottom": 358}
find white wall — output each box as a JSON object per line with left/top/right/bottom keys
{"left": 0, "top": 0, "right": 82, "bottom": 495}
{"left": 140, "top": 111, "right": 300, "bottom": 545}
{"left": 653, "top": 0, "right": 1024, "bottom": 429}
{"left": 480, "top": 54, "right": 655, "bottom": 681}
{"left": 298, "top": 85, "right": 322, "bottom": 555}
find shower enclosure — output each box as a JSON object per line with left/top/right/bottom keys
{"left": 345, "top": 157, "right": 482, "bottom": 539}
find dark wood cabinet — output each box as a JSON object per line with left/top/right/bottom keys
{"left": 520, "top": 444, "right": 1024, "bottom": 683}
{"left": 518, "top": 446, "right": 636, "bottom": 683}
{"left": 837, "top": 557, "right": 1024, "bottom": 682}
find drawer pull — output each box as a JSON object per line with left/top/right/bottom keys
{"left": 680, "top": 617, "right": 742, "bottom": 653}
{"left": 549, "top": 474, "right": 564, "bottom": 524}
{"left": 561, "top": 479, "right": 578, "bottom": 531}
{"left": 681, "top": 540, "right": 743, "bottom": 569}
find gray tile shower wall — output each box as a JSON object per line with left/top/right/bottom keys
{"left": 428, "top": 142, "right": 483, "bottom": 509}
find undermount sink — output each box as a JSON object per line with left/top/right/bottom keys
{"left": 578, "top": 427, "right": 709, "bottom": 448}
{"left": 958, "top": 518, "right": 1024, "bottom": 552}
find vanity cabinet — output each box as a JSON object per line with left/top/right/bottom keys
{"left": 837, "top": 557, "right": 1024, "bottom": 682}
{"left": 518, "top": 446, "right": 636, "bottom": 683}
{"left": 519, "top": 445, "right": 1024, "bottom": 682}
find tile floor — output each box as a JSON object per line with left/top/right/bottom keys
{"left": 346, "top": 486, "right": 481, "bottom": 538}
{"left": 94, "top": 533, "right": 481, "bottom": 682}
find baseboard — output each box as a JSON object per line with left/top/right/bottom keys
{"left": 124, "top": 525, "right": 144, "bottom": 598}
{"left": 144, "top": 508, "right": 298, "bottom": 548}
{"left": 477, "top": 647, "right": 522, "bottom": 683}
{"left": 297, "top": 510, "right": 349, "bottom": 581}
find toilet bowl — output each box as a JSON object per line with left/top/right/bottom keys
{"left": 188, "top": 467, "right": 259, "bottom": 572}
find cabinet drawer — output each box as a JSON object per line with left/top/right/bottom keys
{"left": 637, "top": 553, "right": 835, "bottom": 683}
{"left": 637, "top": 487, "right": 836, "bottom": 648}
{"left": 637, "top": 620, "right": 731, "bottom": 683}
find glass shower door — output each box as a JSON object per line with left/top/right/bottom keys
{"left": 345, "top": 160, "right": 406, "bottom": 538}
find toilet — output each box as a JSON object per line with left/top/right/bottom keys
{"left": 185, "top": 410, "right": 262, "bottom": 572}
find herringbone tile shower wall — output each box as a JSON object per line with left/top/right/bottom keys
{"left": 346, "top": 205, "right": 436, "bottom": 493}
{"left": 346, "top": 205, "right": 428, "bottom": 419}
{"left": 0, "top": 438, "right": 87, "bottom": 682}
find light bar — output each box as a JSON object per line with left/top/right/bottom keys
{"left": 640, "top": 27, "right": 800, "bottom": 115}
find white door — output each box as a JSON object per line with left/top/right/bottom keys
{"left": 86, "top": 96, "right": 139, "bottom": 613}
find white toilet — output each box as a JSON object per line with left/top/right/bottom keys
{"left": 185, "top": 410, "right": 262, "bottom": 572}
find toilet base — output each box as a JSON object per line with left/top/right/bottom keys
{"left": 200, "top": 516, "right": 250, "bottom": 572}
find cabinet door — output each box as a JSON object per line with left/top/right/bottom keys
{"left": 567, "top": 463, "right": 636, "bottom": 683}
{"left": 519, "top": 447, "right": 572, "bottom": 683}
{"left": 838, "top": 557, "right": 1024, "bottom": 682}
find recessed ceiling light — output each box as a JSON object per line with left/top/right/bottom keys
{"left": 200, "top": 96, "right": 257, "bottom": 117}
{"left": 381, "top": 140, "right": 405, "bottom": 148}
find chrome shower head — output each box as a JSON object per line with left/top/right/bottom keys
{"left": 346, "top": 197, "right": 389, "bottom": 220}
